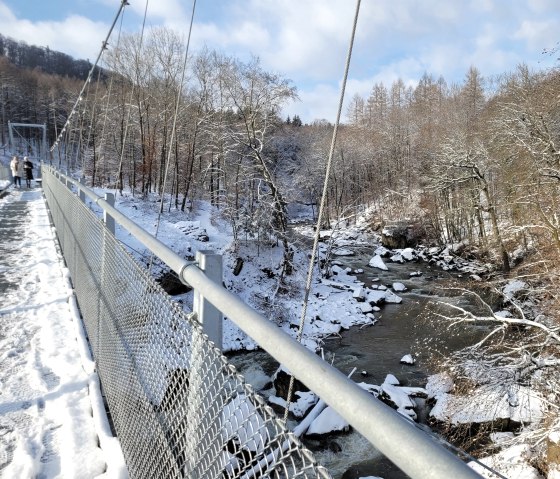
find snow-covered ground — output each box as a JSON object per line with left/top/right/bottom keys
{"left": 1, "top": 178, "right": 554, "bottom": 479}
{"left": 106, "top": 192, "right": 391, "bottom": 353}
{"left": 0, "top": 188, "right": 125, "bottom": 478}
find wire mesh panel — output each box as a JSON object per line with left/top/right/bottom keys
{"left": 42, "top": 168, "right": 331, "bottom": 479}
{"left": 0, "top": 164, "right": 11, "bottom": 184}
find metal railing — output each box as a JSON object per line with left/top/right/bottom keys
{"left": 41, "top": 165, "right": 482, "bottom": 479}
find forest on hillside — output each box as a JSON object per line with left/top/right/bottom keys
{"left": 0, "top": 33, "right": 101, "bottom": 81}
{"left": 0, "top": 34, "right": 105, "bottom": 147}
{"left": 1, "top": 28, "right": 560, "bottom": 284}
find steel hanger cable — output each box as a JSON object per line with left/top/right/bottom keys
{"left": 283, "top": 0, "right": 362, "bottom": 423}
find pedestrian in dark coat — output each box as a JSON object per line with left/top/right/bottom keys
{"left": 23, "top": 157, "right": 34, "bottom": 188}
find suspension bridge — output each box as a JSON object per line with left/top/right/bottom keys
{"left": 0, "top": 0, "right": 490, "bottom": 478}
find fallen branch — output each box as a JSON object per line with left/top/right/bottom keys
{"left": 432, "top": 288, "right": 560, "bottom": 344}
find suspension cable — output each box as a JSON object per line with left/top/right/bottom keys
{"left": 97, "top": 9, "right": 126, "bottom": 185}
{"left": 115, "top": 0, "right": 150, "bottom": 195}
{"left": 50, "top": 0, "right": 130, "bottom": 153}
{"left": 283, "top": 0, "right": 361, "bottom": 423}
{"left": 82, "top": 62, "right": 104, "bottom": 175}
{"left": 74, "top": 76, "right": 92, "bottom": 172}
{"left": 150, "top": 0, "right": 197, "bottom": 242}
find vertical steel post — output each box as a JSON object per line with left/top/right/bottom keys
{"left": 104, "top": 192, "right": 115, "bottom": 235}
{"left": 193, "top": 250, "right": 223, "bottom": 350}
{"left": 8, "top": 121, "right": 14, "bottom": 154}
{"left": 78, "top": 178, "right": 86, "bottom": 203}
{"left": 187, "top": 250, "right": 224, "bottom": 478}
{"left": 42, "top": 124, "right": 47, "bottom": 165}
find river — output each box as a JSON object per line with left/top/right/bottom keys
{"left": 228, "top": 246, "right": 491, "bottom": 479}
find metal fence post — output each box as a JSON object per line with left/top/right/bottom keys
{"left": 104, "top": 192, "right": 115, "bottom": 235}
{"left": 78, "top": 178, "right": 86, "bottom": 203}
{"left": 193, "top": 250, "right": 223, "bottom": 350}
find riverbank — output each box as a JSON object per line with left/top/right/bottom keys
{"left": 342, "top": 225, "right": 560, "bottom": 479}
{"left": 106, "top": 191, "right": 558, "bottom": 478}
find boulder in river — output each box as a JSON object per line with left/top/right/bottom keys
{"left": 400, "top": 354, "right": 415, "bottom": 365}
{"left": 273, "top": 367, "right": 309, "bottom": 400}
{"left": 429, "top": 383, "right": 545, "bottom": 431}
{"left": 381, "top": 223, "right": 421, "bottom": 249}
{"left": 368, "top": 254, "right": 388, "bottom": 271}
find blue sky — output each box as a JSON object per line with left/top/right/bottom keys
{"left": 1, "top": 0, "right": 558, "bottom": 123}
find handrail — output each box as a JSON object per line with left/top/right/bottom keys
{"left": 43, "top": 165, "right": 481, "bottom": 479}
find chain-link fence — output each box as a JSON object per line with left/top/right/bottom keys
{"left": 0, "top": 162, "right": 11, "bottom": 188}
{"left": 42, "top": 167, "right": 331, "bottom": 479}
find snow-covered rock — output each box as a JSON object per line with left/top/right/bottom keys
{"left": 369, "top": 254, "right": 388, "bottom": 270}
{"left": 430, "top": 385, "right": 545, "bottom": 426}
{"left": 390, "top": 253, "right": 404, "bottom": 263}
{"left": 305, "top": 406, "right": 350, "bottom": 435}
{"left": 469, "top": 444, "right": 542, "bottom": 479}
{"left": 321, "top": 279, "right": 351, "bottom": 290}
{"left": 359, "top": 303, "right": 373, "bottom": 314}
{"left": 333, "top": 248, "right": 354, "bottom": 256}
{"left": 409, "top": 270, "right": 423, "bottom": 277}
{"left": 400, "top": 354, "right": 415, "bottom": 365}
{"left": 353, "top": 287, "right": 365, "bottom": 301}
{"left": 383, "top": 290, "right": 403, "bottom": 304}
{"left": 503, "top": 280, "right": 527, "bottom": 299}
{"left": 365, "top": 289, "right": 402, "bottom": 305}
{"left": 374, "top": 246, "right": 391, "bottom": 257}
{"left": 366, "top": 289, "right": 387, "bottom": 305}
{"left": 401, "top": 248, "right": 416, "bottom": 261}
{"left": 222, "top": 394, "right": 268, "bottom": 453}
{"left": 306, "top": 377, "right": 425, "bottom": 434}
{"left": 379, "top": 375, "right": 426, "bottom": 420}
{"left": 392, "top": 282, "right": 407, "bottom": 292}
{"left": 490, "top": 432, "right": 515, "bottom": 445}
{"left": 425, "top": 373, "right": 453, "bottom": 399}
{"left": 269, "top": 391, "right": 317, "bottom": 418}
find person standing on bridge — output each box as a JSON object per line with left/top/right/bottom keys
{"left": 10, "top": 155, "right": 21, "bottom": 188}
{"left": 23, "top": 156, "right": 34, "bottom": 188}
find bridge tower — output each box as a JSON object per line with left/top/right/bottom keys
{"left": 8, "top": 122, "right": 48, "bottom": 163}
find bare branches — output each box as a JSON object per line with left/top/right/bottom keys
{"left": 432, "top": 287, "right": 560, "bottom": 345}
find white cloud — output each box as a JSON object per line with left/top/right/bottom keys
{"left": 230, "top": 21, "right": 271, "bottom": 50}
{"left": 2, "top": 0, "right": 559, "bottom": 124}
{"left": 0, "top": 2, "right": 107, "bottom": 60}
{"left": 528, "top": 0, "right": 560, "bottom": 13}
{"left": 514, "top": 19, "right": 559, "bottom": 51}
{"left": 470, "top": 0, "right": 495, "bottom": 13}
{"left": 143, "top": 0, "right": 186, "bottom": 22}
{"left": 283, "top": 83, "right": 339, "bottom": 124}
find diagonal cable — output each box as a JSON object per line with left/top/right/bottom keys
{"left": 283, "top": 0, "right": 362, "bottom": 423}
